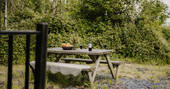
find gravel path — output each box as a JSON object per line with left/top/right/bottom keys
{"left": 95, "top": 74, "right": 169, "bottom": 89}
{"left": 61, "top": 74, "right": 169, "bottom": 89}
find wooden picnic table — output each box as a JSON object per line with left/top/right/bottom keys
{"left": 47, "top": 48, "right": 116, "bottom": 83}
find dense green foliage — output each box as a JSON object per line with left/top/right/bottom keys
{"left": 162, "top": 27, "right": 170, "bottom": 41}
{"left": 0, "top": 0, "right": 169, "bottom": 64}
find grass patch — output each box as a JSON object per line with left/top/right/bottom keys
{"left": 0, "top": 64, "right": 91, "bottom": 89}
{"left": 118, "top": 63, "right": 170, "bottom": 82}
{"left": 47, "top": 72, "right": 90, "bottom": 88}
{"left": 0, "top": 62, "right": 169, "bottom": 89}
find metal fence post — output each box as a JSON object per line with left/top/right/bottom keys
{"left": 34, "top": 23, "right": 48, "bottom": 89}
{"left": 7, "top": 34, "right": 13, "bottom": 89}
{"left": 25, "top": 34, "right": 30, "bottom": 89}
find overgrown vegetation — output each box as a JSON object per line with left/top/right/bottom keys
{"left": 0, "top": 0, "right": 169, "bottom": 64}
{"left": 162, "top": 27, "right": 170, "bottom": 41}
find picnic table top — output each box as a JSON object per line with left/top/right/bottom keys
{"left": 48, "top": 48, "right": 115, "bottom": 55}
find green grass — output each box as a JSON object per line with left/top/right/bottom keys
{"left": 47, "top": 72, "right": 91, "bottom": 88}
{"left": 118, "top": 63, "right": 170, "bottom": 82}
{"left": 0, "top": 64, "right": 91, "bottom": 89}
{"left": 0, "top": 62, "right": 169, "bottom": 89}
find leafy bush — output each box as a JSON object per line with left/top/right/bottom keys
{"left": 0, "top": 0, "right": 169, "bottom": 64}
{"left": 162, "top": 27, "right": 170, "bottom": 40}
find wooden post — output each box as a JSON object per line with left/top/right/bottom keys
{"left": 34, "top": 23, "right": 48, "bottom": 89}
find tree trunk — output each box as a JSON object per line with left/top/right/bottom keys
{"left": 10, "top": 0, "right": 14, "bottom": 13}
{"left": 64, "top": 0, "right": 67, "bottom": 4}
{"left": 0, "top": 0, "right": 2, "bottom": 29}
{"left": 42, "top": 0, "right": 45, "bottom": 14}
{"left": 130, "top": 0, "right": 135, "bottom": 24}
{"left": 4, "top": 0, "right": 7, "bottom": 30}
{"left": 52, "top": 0, "right": 57, "bottom": 16}
{"left": 60, "top": 0, "right": 62, "bottom": 13}
{"left": 21, "top": 0, "right": 24, "bottom": 9}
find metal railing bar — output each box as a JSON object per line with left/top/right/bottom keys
{"left": 0, "top": 30, "right": 40, "bottom": 35}
{"left": 7, "top": 35, "right": 13, "bottom": 89}
{"left": 0, "top": 23, "right": 48, "bottom": 89}
{"left": 25, "top": 34, "right": 30, "bottom": 89}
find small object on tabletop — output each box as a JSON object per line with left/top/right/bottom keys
{"left": 104, "top": 44, "right": 107, "bottom": 49}
{"left": 80, "top": 45, "right": 82, "bottom": 49}
{"left": 88, "top": 41, "right": 92, "bottom": 51}
{"left": 61, "top": 43, "right": 73, "bottom": 50}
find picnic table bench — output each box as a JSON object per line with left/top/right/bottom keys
{"left": 30, "top": 61, "right": 96, "bottom": 85}
{"left": 63, "top": 58, "right": 121, "bottom": 66}
{"left": 30, "top": 48, "right": 122, "bottom": 84}
{"left": 62, "top": 58, "right": 121, "bottom": 81}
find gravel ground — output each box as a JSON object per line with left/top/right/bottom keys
{"left": 61, "top": 73, "right": 169, "bottom": 89}
{"left": 95, "top": 74, "right": 169, "bottom": 89}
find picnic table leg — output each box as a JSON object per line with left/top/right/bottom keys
{"left": 81, "top": 71, "right": 93, "bottom": 85}
{"left": 104, "top": 54, "right": 115, "bottom": 79}
{"left": 89, "top": 55, "right": 101, "bottom": 83}
{"left": 89, "top": 55, "right": 98, "bottom": 62}
{"left": 115, "top": 65, "right": 119, "bottom": 80}
{"left": 47, "top": 53, "right": 53, "bottom": 61}
{"left": 88, "top": 72, "right": 93, "bottom": 85}
{"left": 55, "top": 54, "right": 63, "bottom": 62}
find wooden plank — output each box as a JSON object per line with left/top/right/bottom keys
{"left": 88, "top": 72, "right": 93, "bottom": 85}
{"left": 91, "top": 56, "right": 101, "bottom": 83}
{"left": 30, "top": 61, "right": 94, "bottom": 73}
{"left": 104, "top": 54, "right": 115, "bottom": 79}
{"left": 48, "top": 48, "right": 114, "bottom": 55}
{"left": 62, "top": 58, "right": 121, "bottom": 65}
{"left": 63, "top": 58, "right": 92, "bottom": 63}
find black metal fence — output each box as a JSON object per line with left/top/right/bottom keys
{"left": 0, "top": 23, "right": 48, "bottom": 89}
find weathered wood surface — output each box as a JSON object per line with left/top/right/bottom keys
{"left": 30, "top": 61, "right": 94, "bottom": 75}
{"left": 104, "top": 54, "right": 115, "bottom": 79}
{"left": 48, "top": 48, "right": 114, "bottom": 55}
{"left": 47, "top": 47, "right": 118, "bottom": 82}
{"left": 91, "top": 56, "right": 101, "bottom": 83}
{"left": 63, "top": 58, "right": 122, "bottom": 65}
{"left": 63, "top": 58, "right": 122, "bottom": 80}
